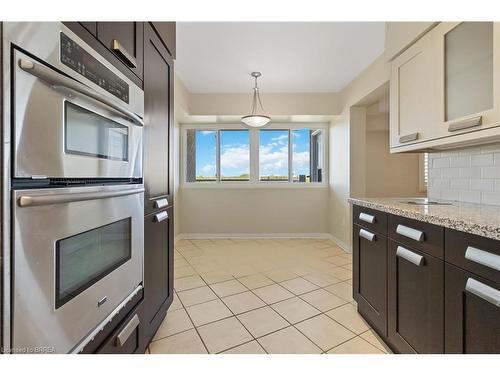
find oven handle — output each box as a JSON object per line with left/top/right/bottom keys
{"left": 18, "top": 187, "right": 144, "bottom": 207}
{"left": 18, "top": 58, "right": 144, "bottom": 127}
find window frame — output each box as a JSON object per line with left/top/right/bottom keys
{"left": 181, "top": 123, "right": 328, "bottom": 188}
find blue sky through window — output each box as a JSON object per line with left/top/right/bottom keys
{"left": 293, "top": 129, "right": 311, "bottom": 180}
{"left": 220, "top": 130, "right": 249, "bottom": 180}
{"left": 259, "top": 130, "right": 289, "bottom": 180}
{"left": 195, "top": 130, "right": 216, "bottom": 179}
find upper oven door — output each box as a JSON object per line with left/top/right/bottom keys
{"left": 13, "top": 48, "right": 143, "bottom": 179}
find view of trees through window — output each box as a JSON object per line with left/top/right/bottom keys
{"left": 186, "top": 127, "right": 323, "bottom": 183}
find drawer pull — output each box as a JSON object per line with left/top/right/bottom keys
{"left": 111, "top": 39, "right": 137, "bottom": 68}
{"left": 399, "top": 132, "right": 419, "bottom": 143}
{"left": 465, "top": 246, "right": 500, "bottom": 272}
{"left": 396, "top": 246, "right": 424, "bottom": 267}
{"left": 154, "top": 211, "right": 169, "bottom": 223}
{"left": 396, "top": 224, "right": 424, "bottom": 242}
{"left": 115, "top": 314, "right": 140, "bottom": 347}
{"left": 359, "top": 212, "right": 376, "bottom": 224}
{"left": 359, "top": 229, "right": 376, "bottom": 242}
{"left": 465, "top": 278, "right": 500, "bottom": 308}
{"left": 154, "top": 198, "right": 169, "bottom": 209}
{"left": 448, "top": 116, "right": 482, "bottom": 132}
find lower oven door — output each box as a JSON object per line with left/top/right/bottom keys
{"left": 12, "top": 185, "right": 144, "bottom": 353}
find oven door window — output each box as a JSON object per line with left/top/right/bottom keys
{"left": 55, "top": 218, "right": 132, "bottom": 309}
{"left": 65, "top": 101, "right": 129, "bottom": 161}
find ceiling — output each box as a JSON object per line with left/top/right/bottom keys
{"left": 176, "top": 22, "right": 385, "bottom": 93}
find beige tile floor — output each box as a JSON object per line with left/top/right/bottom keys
{"left": 147, "top": 238, "right": 391, "bottom": 354}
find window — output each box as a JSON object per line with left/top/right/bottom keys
{"left": 186, "top": 130, "right": 217, "bottom": 182}
{"left": 220, "top": 130, "right": 250, "bottom": 181}
{"left": 292, "top": 129, "right": 323, "bottom": 183}
{"left": 184, "top": 125, "right": 326, "bottom": 185}
{"left": 259, "top": 130, "right": 289, "bottom": 181}
{"left": 419, "top": 153, "right": 429, "bottom": 192}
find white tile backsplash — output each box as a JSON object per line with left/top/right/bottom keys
{"left": 428, "top": 144, "right": 500, "bottom": 205}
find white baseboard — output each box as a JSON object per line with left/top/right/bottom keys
{"left": 177, "top": 232, "right": 331, "bottom": 240}
{"left": 176, "top": 232, "right": 351, "bottom": 252}
{"left": 327, "top": 234, "right": 351, "bottom": 253}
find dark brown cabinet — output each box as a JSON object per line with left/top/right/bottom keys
{"left": 353, "top": 223, "right": 388, "bottom": 337}
{"left": 445, "top": 263, "right": 500, "bottom": 353}
{"left": 387, "top": 240, "right": 444, "bottom": 353}
{"left": 143, "top": 23, "right": 174, "bottom": 215}
{"left": 139, "top": 22, "right": 175, "bottom": 350}
{"left": 141, "top": 206, "right": 174, "bottom": 347}
{"left": 96, "top": 22, "right": 144, "bottom": 81}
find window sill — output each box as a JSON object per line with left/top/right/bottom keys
{"left": 180, "top": 182, "right": 329, "bottom": 189}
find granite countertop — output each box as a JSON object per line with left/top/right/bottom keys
{"left": 348, "top": 197, "right": 500, "bottom": 241}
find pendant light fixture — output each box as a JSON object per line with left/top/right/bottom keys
{"left": 241, "top": 72, "right": 271, "bottom": 128}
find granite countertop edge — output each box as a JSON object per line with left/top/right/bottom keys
{"left": 348, "top": 197, "right": 500, "bottom": 241}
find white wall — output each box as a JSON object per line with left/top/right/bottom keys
{"left": 329, "top": 55, "right": 390, "bottom": 249}
{"left": 179, "top": 187, "right": 329, "bottom": 236}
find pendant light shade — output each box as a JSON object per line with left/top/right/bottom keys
{"left": 241, "top": 72, "right": 271, "bottom": 128}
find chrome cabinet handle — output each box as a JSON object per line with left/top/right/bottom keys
{"left": 154, "top": 198, "right": 169, "bottom": 209}
{"left": 448, "top": 116, "right": 482, "bottom": 132}
{"left": 396, "top": 224, "right": 424, "bottom": 242}
{"left": 396, "top": 246, "right": 424, "bottom": 266}
{"left": 399, "top": 132, "right": 419, "bottom": 143}
{"left": 154, "top": 211, "right": 169, "bottom": 223}
{"left": 115, "top": 314, "right": 140, "bottom": 347}
{"left": 359, "top": 212, "right": 376, "bottom": 224}
{"left": 359, "top": 228, "right": 376, "bottom": 242}
{"left": 18, "top": 187, "right": 144, "bottom": 207}
{"left": 111, "top": 39, "right": 138, "bottom": 69}
{"left": 18, "top": 58, "right": 144, "bottom": 126}
{"left": 465, "top": 278, "right": 500, "bottom": 307}
{"left": 465, "top": 246, "right": 500, "bottom": 272}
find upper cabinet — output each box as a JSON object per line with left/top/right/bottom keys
{"left": 390, "top": 22, "right": 500, "bottom": 153}
{"left": 96, "top": 22, "right": 144, "bottom": 82}
{"left": 390, "top": 32, "right": 437, "bottom": 148}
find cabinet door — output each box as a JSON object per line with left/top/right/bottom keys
{"left": 388, "top": 241, "right": 444, "bottom": 353}
{"left": 142, "top": 207, "right": 174, "bottom": 343}
{"left": 353, "top": 224, "right": 388, "bottom": 336}
{"left": 97, "top": 22, "right": 144, "bottom": 81}
{"left": 390, "top": 32, "right": 437, "bottom": 148}
{"left": 96, "top": 302, "right": 143, "bottom": 354}
{"left": 143, "top": 23, "right": 174, "bottom": 214}
{"left": 434, "top": 22, "right": 499, "bottom": 136}
{"left": 445, "top": 263, "right": 500, "bottom": 353}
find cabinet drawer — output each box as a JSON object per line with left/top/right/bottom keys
{"left": 388, "top": 214, "right": 444, "bottom": 259}
{"left": 96, "top": 302, "right": 142, "bottom": 354}
{"left": 445, "top": 229, "right": 500, "bottom": 284}
{"left": 353, "top": 205, "right": 387, "bottom": 235}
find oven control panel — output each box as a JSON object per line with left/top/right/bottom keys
{"left": 60, "top": 32, "right": 129, "bottom": 103}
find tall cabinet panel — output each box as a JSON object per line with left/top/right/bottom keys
{"left": 143, "top": 24, "right": 174, "bottom": 215}
{"left": 139, "top": 23, "right": 175, "bottom": 350}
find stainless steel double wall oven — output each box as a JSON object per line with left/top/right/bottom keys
{"left": 2, "top": 23, "right": 145, "bottom": 353}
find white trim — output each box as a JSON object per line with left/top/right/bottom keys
{"left": 175, "top": 232, "right": 351, "bottom": 253}
{"left": 176, "top": 232, "right": 332, "bottom": 240}
{"left": 181, "top": 183, "right": 328, "bottom": 189}
{"left": 328, "top": 234, "right": 352, "bottom": 253}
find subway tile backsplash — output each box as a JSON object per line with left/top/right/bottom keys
{"left": 428, "top": 144, "right": 500, "bottom": 205}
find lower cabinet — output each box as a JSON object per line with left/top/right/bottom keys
{"left": 96, "top": 302, "right": 143, "bottom": 354}
{"left": 444, "top": 263, "right": 500, "bottom": 353}
{"left": 353, "top": 224, "right": 388, "bottom": 336}
{"left": 387, "top": 240, "right": 444, "bottom": 353}
{"left": 140, "top": 206, "right": 174, "bottom": 349}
